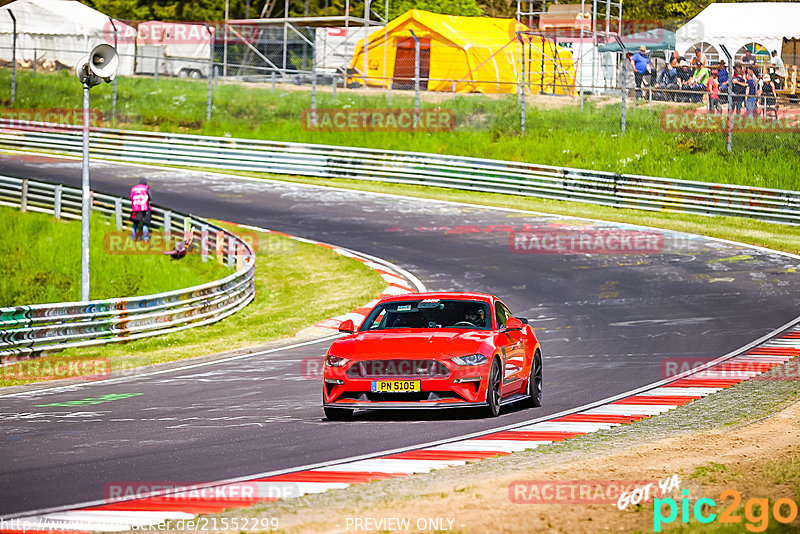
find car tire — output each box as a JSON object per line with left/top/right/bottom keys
{"left": 178, "top": 69, "right": 190, "bottom": 78}
{"left": 324, "top": 406, "right": 353, "bottom": 421}
{"left": 484, "top": 358, "right": 502, "bottom": 417}
{"left": 190, "top": 70, "right": 202, "bottom": 79}
{"left": 526, "top": 350, "right": 542, "bottom": 408}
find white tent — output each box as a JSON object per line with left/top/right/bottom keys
{"left": 676, "top": 2, "right": 800, "bottom": 62}
{"left": 0, "top": 0, "right": 135, "bottom": 75}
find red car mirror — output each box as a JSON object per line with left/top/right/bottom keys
{"left": 338, "top": 319, "right": 355, "bottom": 334}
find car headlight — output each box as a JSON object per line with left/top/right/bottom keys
{"left": 325, "top": 355, "right": 350, "bottom": 367}
{"left": 450, "top": 354, "right": 488, "bottom": 366}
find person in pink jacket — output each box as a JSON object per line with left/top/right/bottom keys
{"left": 130, "top": 178, "right": 152, "bottom": 242}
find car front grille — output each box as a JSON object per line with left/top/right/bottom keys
{"left": 346, "top": 359, "right": 450, "bottom": 378}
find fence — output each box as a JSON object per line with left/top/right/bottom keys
{"left": 0, "top": 175, "right": 256, "bottom": 359}
{"left": 0, "top": 120, "right": 797, "bottom": 225}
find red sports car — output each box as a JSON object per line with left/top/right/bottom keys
{"left": 322, "top": 292, "right": 542, "bottom": 420}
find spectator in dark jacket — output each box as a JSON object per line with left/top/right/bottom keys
{"left": 656, "top": 63, "right": 679, "bottom": 100}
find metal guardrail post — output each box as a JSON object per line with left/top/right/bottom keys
{"left": 20, "top": 178, "right": 27, "bottom": 212}
{"left": 201, "top": 224, "right": 209, "bottom": 262}
{"left": 271, "top": 71, "right": 276, "bottom": 93}
{"left": 164, "top": 210, "right": 172, "bottom": 243}
{"left": 54, "top": 184, "right": 62, "bottom": 219}
{"left": 114, "top": 198, "right": 122, "bottom": 230}
{"left": 33, "top": 48, "right": 37, "bottom": 76}
{"left": 228, "top": 237, "right": 236, "bottom": 267}
{"left": 452, "top": 80, "right": 456, "bottom": 100}
{"left": 215, "top": 230, "right": 224, "bottom": 264}
{"left": 332, "top": 75, "right": 337, "bottom": 101}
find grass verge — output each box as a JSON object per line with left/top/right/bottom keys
{"left": 0, "top": 222, "right": 386, "bottom": 388}
{"left": 0, "top": 205, "right": 223, "bottom": 305}
{"left": 2, "top": 68, "right": 799, "bottom": 190}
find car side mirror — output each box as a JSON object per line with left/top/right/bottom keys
{"left": 502, "top": 317, "right": 524, "bottom": 332}
{"left": 338, "top": 319, "right": 355, "bottom": 334}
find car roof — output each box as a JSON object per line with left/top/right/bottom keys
{"left": 378, "top": 292, "right": 495, "bottom": 304}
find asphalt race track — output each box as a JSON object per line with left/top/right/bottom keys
{"left": 1, "top": 153, "right": 798, "bottom": 517}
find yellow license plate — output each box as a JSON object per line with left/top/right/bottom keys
{"left": 371, "top": 380, "right": 421, "bottom": 393}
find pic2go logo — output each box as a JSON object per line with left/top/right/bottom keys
{"left": 654, "top": 489, "right": 799, "bottom": 532}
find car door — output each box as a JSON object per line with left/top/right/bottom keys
{"left": 495, "top": 301, "right": 526, "bottom": 395}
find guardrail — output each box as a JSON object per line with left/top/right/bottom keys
{"left": 0, "top": 120, "right": 798, "bottom": 225}
{"left": 0, "top": 174, "right": 255, "bottom": 359}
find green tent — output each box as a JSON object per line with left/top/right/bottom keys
{"left": 598, "top": 29, "right": 676, "bottom": 53}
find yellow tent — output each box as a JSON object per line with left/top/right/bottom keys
{"left": 349, "top": 10, "right": 575, "bottom": 95}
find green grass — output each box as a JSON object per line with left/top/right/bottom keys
{"left": 2, "top": 68, "right": 799, "bottom": 190}
{"left": 0, "top": 221, "right": 386, "bottom": 387}
{"left": 0, "top": 205, "right": 223, "bottom": 305}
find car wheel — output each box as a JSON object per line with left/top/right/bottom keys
{"left": 178, "top": 69, "right": 190, "bottom": 78}
{"left": 324, "top": 406, "right": 353, "bottom": 421}
{"left": 484, "top": 358, "right": 502, "bottom": 417}
{"left": 526, "top": 350, "right": 542, "bottom": 408}
{"left": 190, "top": 70, "right": 202, "bottom": 79}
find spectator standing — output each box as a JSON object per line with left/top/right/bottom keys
{"left": 731, "top": 64, "right": 747, "bottom": 114}
{"left": 708, "top": 70, "right": 721, "bottom": 114}
{"left": 761, "top": 73, "right": 777, "bottom": 114}
{"left": 130, "top": 178, "right": 152, "bottom": 242}
{"left": 745, "top": 69, "right": 758, "bottom": 117}
{"left": 770, "top": 50, "right": 786, "bottom": 89}
{"left": 631, "top": 45, "right": 650, "bottom": 100}
{"left": 717, "top": 59, "right": 729, "bottom": 92}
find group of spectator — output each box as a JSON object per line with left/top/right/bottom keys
{"left": 629, "top": 45, "right": 786, "bottom": 116}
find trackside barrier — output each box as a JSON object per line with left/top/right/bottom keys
{"left": 0, "top": 175, "right": 255, "bottom": 359}
{"left": 0, "top": 120, "right": 796, "bottom": 225}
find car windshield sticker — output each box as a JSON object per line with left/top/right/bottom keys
{"left": 396, "top": 304, "right": 412, "bottom": 312}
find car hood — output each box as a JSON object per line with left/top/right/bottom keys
{"left": 330, "top": 329, "right": 493, "bottom": 359}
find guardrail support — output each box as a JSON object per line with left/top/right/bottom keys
{"left": 54, "top": 184, "right": 62, "bottom": 219}
{"left": 201, "top": 225, "right": 209, "bottom": 262}
{"left": 114, "top": 198, "right": 122, "bottom": 230}
{"left": 215, "top": 230, "right": 224, "bottom": 264}
{"left": 20, "top": 178, "right": 27, "bottom": 213}
{"left": 163, "top": 210, "right": 172, "bottom": 244}
{"left": 228, "top": 238, "right": 236, "bottom": 267}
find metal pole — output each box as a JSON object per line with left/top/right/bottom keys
{"left": 271, "top": 70, "right": 276, "bottom": 92}
{"left": 363, "top": 0, "right": 371, "bottom": 88}
{"left": 614, "top": 36, "right": 627, "bottom": 134}
{"left": 109, "top": 18, "right": 118, "bottom": 125}
{"left": 383, "top": 0, "right": 388, "bottom": 93}
{"left": 311, "top": 38, "right": 317, "bottom": 127}
{"left": 33, "top": 48, "right": 36, "bottom": 76}
{"left": 519, "top": 33, "right": 526, "bottom": 134}
{"left": 206, "top": 25, "right": 214, "bottom": 122}
{"left": 81, "top": 82, "right": 91, "bottom": 301}
{"left": 620, "top": 55, "right": 627, "bottom": 134}
{"left": 410, "top": 30, "right": 420, "bottom": 128}
{"left": 720, "top": 45, "right": 733, "bottom": 153}
{"left": 332, "top": 75, "right": 337, "bottom": 100}
{"left": 223, "top": 0, "right": 229, "bottom": 76}
{"left": 8, "top": 10, "right": 16, "bottom": 105}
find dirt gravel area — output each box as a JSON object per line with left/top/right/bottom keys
{"left": 259, "top": 400, "right": 800, "bottom": 533}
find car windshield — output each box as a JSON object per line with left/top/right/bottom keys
{"left": 360, "top": 299, "right": 493, "bottom": 331}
